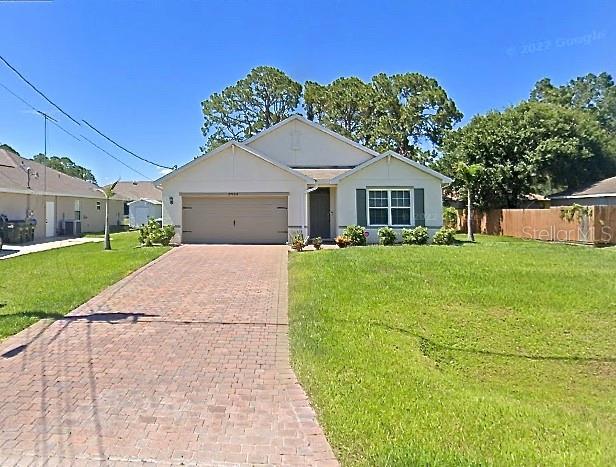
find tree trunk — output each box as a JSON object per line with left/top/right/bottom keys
{"left": 467, "top": 190, "right": 475, "bottom": 242}
{"left": 104, "top": 197, "right": 111, "bottom": 250}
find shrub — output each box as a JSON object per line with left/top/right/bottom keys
{"left": 139, "top": 219, "right": 175, "bottom": 246}
{"left": 432, "top": 227, "right": 456, "bottom": 245}
{"left": 378, "top": 226, "right": 396, "bottom": 245}
{"left": 312, "top": 236, "right": 322, "bottom": 250}
{"left": 342, "top": 225, "right": 367, "bottom": 246}
{"left": 290, "top": 231, "right": 307, "bottom": 252}
{"left": 402, "top": 226, "right": 429, "bottom": 245}
{"left": 560, "top": 203, "right": 592, "bottom": 222}
{"left": 335, "top": 235, "right": 351, "bottom": 248}
{"left": 443, "top": 206, "right": 458, "bottom": 229}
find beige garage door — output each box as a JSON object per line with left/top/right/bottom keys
{"left": 182, "top": 196, "right": 288, "bottom": 244}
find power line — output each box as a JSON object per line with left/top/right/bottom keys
{"left": 48, "top": 118, "right": 82, "bottom": 142}
{"left": 0, "top": 54, "right": 173, "bottom": 172}
{"left": 79, "top": 134, "right": 153, "bottom": 181}
{"left": 82, "top": 120, "right": 175, "bottom": 170}
{"left": 0, "top": 54, "right": 82, "bottom": 126}
{"left": 0, "top": 80, "right": 153, "bottom": 181}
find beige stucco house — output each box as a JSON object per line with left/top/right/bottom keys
{"left": 0, "top": 148, "right": 125, "bottom": 242}
{"left": 157, "top": 115, "right": 451, "bottom": 244}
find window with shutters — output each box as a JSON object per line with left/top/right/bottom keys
{"left": 368, "top": 189, "right": 413, "bottom": 226}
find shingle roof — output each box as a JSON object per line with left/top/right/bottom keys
{"left": 110, "top": 181, "right": 162, "bottom": 202}
{"left": 0, "top": 149, "right": 119, "bottom": 199}
{"left": 551, "top": 176, "right": 616, "bottom": 199}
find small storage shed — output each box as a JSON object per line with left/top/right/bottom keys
{"left": 128, "top": 198, "right": 162, "bottom": 228}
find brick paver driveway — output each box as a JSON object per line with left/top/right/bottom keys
{"left": 0, "top": 246, "right": 338, "bottom": 466}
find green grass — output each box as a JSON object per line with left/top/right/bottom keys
{"left": 0, "top": 231, "right": 169, "bottom": 340}
{"left": 289, "top": 235, "right": 616, "bottom": 466}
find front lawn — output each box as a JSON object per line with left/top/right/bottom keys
{"left": 0, "top": 231, "right": 169, "bottom": 340}
{"left": 289, "top": 236, "right": 616, "bottom": 466}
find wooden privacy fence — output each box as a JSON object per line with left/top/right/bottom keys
{"left": 457, "top": 205, "right": 616, "bottom": 245}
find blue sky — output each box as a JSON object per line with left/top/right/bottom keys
{"left": 0, "top": 0, "right": 614, "bottom": 185}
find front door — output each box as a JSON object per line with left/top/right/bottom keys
{"left": 45, "top": 201, "right": 55, "bottom": 237}
{"left": 309, "top": 188, "right": 330, "bottom": 238}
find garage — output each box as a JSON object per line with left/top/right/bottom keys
{"left": 181, "top": 195, "right": 288, "bottom": 244}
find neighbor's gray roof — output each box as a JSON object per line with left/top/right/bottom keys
{"left": 551, "top": 176, "right": 616, "bottom": 199}
{"left": 110, "top": 180, "right": 162, "bottom": 202}
{"left": 292, "top": 168, "right": 353, "bottom": 182}
{"left": 0, "top": 148, "right": 127, "bottom": 200}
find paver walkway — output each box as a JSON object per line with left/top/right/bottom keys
{"left": 0, "top": 245, "right": 338, "bottom": 466}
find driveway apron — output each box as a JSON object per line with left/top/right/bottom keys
{"left": 0, "top": 245, "right": 338, "bottom": 466}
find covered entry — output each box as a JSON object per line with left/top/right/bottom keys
{"left": 181, "top": 195, "right": 288, "bottom": 244}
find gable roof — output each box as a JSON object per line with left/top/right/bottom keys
{"left": 127, "top": 198, "right": 162, "bottom": 206}
{"left": 111, "top": 180, "right": 162, "bottom": 201}
{"left": 0, "top": 148, "right": 122, "bottom": 199}
{"left": 244, "top": 114, "right": 381, "bottom": 159}
{"left": 293, "top": 167, "right": 353, "bottom": 183}
{"left": 550, "top": 176, "right": 616, "bottom": 199}
{"left": 156, "top": 140, "right": 315, "bottom": 185}
{"left": 331, "top": 150, "right": 453, "bottom": 184}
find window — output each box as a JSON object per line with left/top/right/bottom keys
{"left": 368, "top": 189, "right": 412, "bottom": 226}
{"left": 96, "top": 201, "right": 101, "bottom": 211}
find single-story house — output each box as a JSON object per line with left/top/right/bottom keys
{"left": 550, "top": 176, "right": 616, "bottom": 206}
{"left": 157, "top": 115, "right": 451, "bottom": 244}
{"left": 111, "top": 181, "right": 162, "bottom": 227}
{"left": 0, "top": 148, "right": 125, "bottom": 242}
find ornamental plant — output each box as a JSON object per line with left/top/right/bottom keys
{"left": 402, "top": 226, "right": 429, "bottom": 245}
{"left": 378, "top": 226, "right": 396, "bottom": 245}
{"left": 335, "top": 235, "right": 351, "bottom": 248}
{"left": 342, "top": 225, "right": 367, "bottom": 246}
{"left": 290, "top": 231, "right": 307, "bottom": 252}
{"left": 139, "top": 219, "right": 175, "bottom": 247}
{"left": 443, "top": 206, "right": 458, "bottom": 229}
{"left": 431, "top": 227, "right": 456, "bottom": 245}
{"left": 312, "top": 236, "right": 322, "bottom": 250}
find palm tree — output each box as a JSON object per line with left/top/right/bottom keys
{"left": 97, "top": 181, "right": 118, "bottom": 250}
{"left": 456, "top": 162, "right": 483, "bottom": 242}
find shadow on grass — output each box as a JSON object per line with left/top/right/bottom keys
{"left": 371, "top": 321, "right": 616, "bottom": 363}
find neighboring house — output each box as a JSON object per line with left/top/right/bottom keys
{"left": 0, "top": 148, "right": 125, "bottom": 241}
{"left": 157, "top": 115, "right": 451, "bottom": 244}
{"left": 111, "top": 181, "right": 162, "bottom": 227}
{"left": 550, "top": 176, "right": 616, "bottom": 206}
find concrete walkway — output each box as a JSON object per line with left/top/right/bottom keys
{"left": 0, "top": 245, "right": 338, "bottom": 466}
{"left": 0, "top": 237, "right": 103, "bottom": 260}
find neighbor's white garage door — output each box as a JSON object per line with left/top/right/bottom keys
{"left": 181, "top": 196, "right": 288, "bottom": 244}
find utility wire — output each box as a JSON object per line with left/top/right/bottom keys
{"left": 0, "top": 54, "right": 173, "bottom": 171}
{"left": 48, "top": 119, "right": 81, "bottom": 142}
{"left": 79, "top": 134, "right": 153, "bottom": 181}
{"left": 0, "top": 80, "right": 153, "bottom": 181}
{"left": 0, "top": 54, "right": 82, "bottom": 126}
{"left": 82, "top": 120, "right": 175, "bottom": 170}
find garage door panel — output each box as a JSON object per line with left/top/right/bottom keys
{"left": 182, "top": 196, "right": 288, "bottom": 244}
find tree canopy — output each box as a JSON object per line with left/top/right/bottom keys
{"left": 305, "top": 73, "right": 462, "bottom": 162}
{"left": 201, "top": 67, "right": 461, "bottom": 161}
{"left": 438, "top": 101, "right": 616, "bottom": 208}
{"left": 33, "top": 154, "right": 97, "bottom": 183}
{"left": 201, "top": 66, "right": 302, "bottom": 151}
{"left": 530, "top": 72, "right": 616, "bottom": 134}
